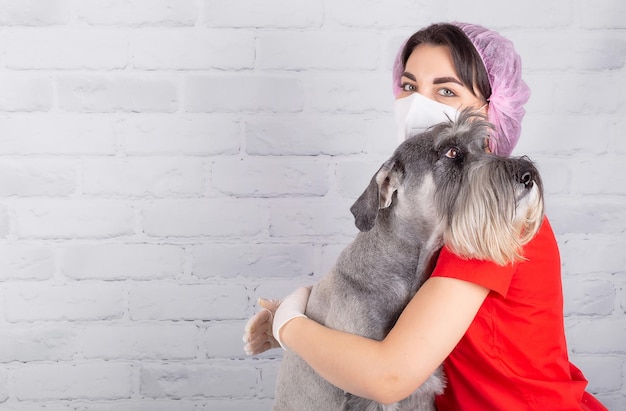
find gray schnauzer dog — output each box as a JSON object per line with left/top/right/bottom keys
{"left": 272, "top": 110, "right": 544, "bottom": 411}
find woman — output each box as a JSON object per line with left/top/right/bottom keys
{"left": 243, "top": 22, "right": 607, "bottom": 411}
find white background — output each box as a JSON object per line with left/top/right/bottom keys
{"left": 0, "top": 0, "right": 623, "bottom": 409}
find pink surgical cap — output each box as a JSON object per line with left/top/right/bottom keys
{"left": 392, "top": 22, "right": 531, "bottom": 156}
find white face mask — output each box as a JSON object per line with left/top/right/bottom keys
{"left": 394, "top": 93, "right": 460, "bottom": 142}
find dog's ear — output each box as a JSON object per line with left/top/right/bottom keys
{"left": 350, "top": 159, "right": 400, "bottom": 232}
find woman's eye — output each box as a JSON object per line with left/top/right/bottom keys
{"left": 401, "top": 83, "right": 416, "bottom": 92}
{"left": 445, "top": 147, "right": 460, "bottom": 158}
{"left": 437, "top": 88, "right": 456, "bottom": 97}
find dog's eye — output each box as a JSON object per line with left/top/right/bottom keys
{"left": 445, "top": 147, "right": 460, "bottom": 159}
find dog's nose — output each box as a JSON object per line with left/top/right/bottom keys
{"left": 520, "top": 170, "right": 534, "bottom": 188}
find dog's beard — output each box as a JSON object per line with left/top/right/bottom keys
{"left": 516, "top": 181, "right": 544, "bottom": 246}
{"left": 442, "top": 160, "right": 544, "bottom": 266}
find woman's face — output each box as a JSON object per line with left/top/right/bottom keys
{"left": 397, "top": 43, "right": 487, "bottom": 113}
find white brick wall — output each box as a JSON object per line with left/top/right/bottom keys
{"left": 0, "top": 0, "right": 622, "bottom": 409}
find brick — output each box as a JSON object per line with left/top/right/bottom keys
{"left": 117, "top": 114, "right": 240, "bottom": 156}
{"left": 562, "top": 276, "right": 615, "bottom": 316}
{"left": 613, "top": 117, "right": 626, "bottom": 154}
{"left": 0, "top": 368, "right": 7, "bottom": 402}
{"left": 447, "top": 1, "right": 573, "bottom": 28}
{"left": 12, "top": 363, "right": 132, "bottom": 400}
{"left": 0, "top": 404, "right": 73, "bottom": 411}
{"left": 515, "top": 114, "right": 610, "bottom": 156}
{"left": 559, "top": 235, "right": 626, "bottom": 276}
{"left": 245, "top": 114, "right": 369, "bottom": 156}
{"left": 141, "top": 199, "right": 267, "bottom": 238}
{"left": 203, "top": 320, "right": 248, "bottom": 358}
{"left": 202, "top": 399, "right": 274, "bottom": 411}
{"left": 57, "top": 74, "right": 177, "bottom": 113}
{"left": 595, "top": 396, "right": 626, "bottom": 411}
{"left": 354, "top": 115, "right": 398, "bottom": 156}
{"left": 0, "top": 325, "right": 77, "bottom": 362}
{"left": 0, "top": 74, "right": 52, "bottom": 112}
{"left": 129, "top": 283, "right": 248, "bottom": 320}
{"left": 511, "top": 30, "right": 626, "bottom": 71}
{"left": 131, "top": 29, "right": 254, "bottom": 70}
{"left": 212, "top": 157, "right": 329, "bottom": 197}
{"left": 566, "top": 318, "right": 626, "bottom": 354}
{"left": 81, "top": 157, "right": 205, "bottom": 198}
{"left": 570, "top": 355, "right": 622, "bottom": 392}
{"left": 14, "top": 200, "right": 135, "bottom": 239}
{"left": 191, "top": 243, "right": 315, "bottom": 278}
{"left": 575, "top": 0, "right": 626, "bottom": 29}
{"left": 61, "top": 244, "right": 184, "bottom": 280}
{"left": 545, "top": 196, "right": 626, "bottom": 235}
{"left": 0, "top": 0, "right": 70, "bottom": 26}
{"left": 0, "top": 113, "right": 117, "bottom": 155}
{"left": 0, "top": 244, "right": 55, "bottom": 281}
{"left": 5, "top": 283, "right": 125, "bottom": 322}
{"left": 258, "top": 32, "right": 379, "bottom": 70}
{"left": 5, "top": 29, "right": 127, "bottom": 69}
{"left": 81, "top": 324, "right": 197, "bottom": 360}
{"left": 203, "top": 0, "right": 323, "bottom": 28}
{"left": 569, "top": 157, "right": 626, "bottom": 195}
{"left": 184, "top": 75, "right": 304, "bottom": 113}
{"left": 554, "top": 73, "right": 626, "bottom": 115}
{"left": 0, "top": 204, "right": 9, "bottom": 238}
{"left": 269, "top": 198, "right": 358, "bottom": 238}
{"left": 335, "top": 159, "right": 384, "bottom": 199}
{"left": 76, "top": 0, "right": 197, "bottom": 26}
{"left": 306, "top": 72, "right": 392, "bottom": 113}
{"left": 82, "top": 402, "right": 197, "bottom": 411}
{"left": 0, "top": 159, "right": 76, "bottom": 196}
{"left": 327, "top": 0, "right": 446, "bottom": 28}
{"left": 140, "top": 363, "right": 256, "bottom": 398}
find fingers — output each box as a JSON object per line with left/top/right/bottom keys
{"left": 244, "top": 324, "right": 270, "bottom": 346}
{"left": 244, "top": 308, "right": 271, "bottom": 335}
{"left": 243, "top": 297, "right": 283, "bottom": 355}
{"left": 258, "top": 297, "right": 281, "bottom": 311}
{"left": 244, "top": 335, "right": 267, "bottom": 355}
{"left": 243, "top": 307, "right": 276, "bottom": 355}
{"left": 243, "top": 328, "right": 279, "bottom": 355}
{"left": 245, "top": 339, "right": 273, "bottom": 356}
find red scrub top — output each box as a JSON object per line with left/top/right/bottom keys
{"left": 431, "top": 218, "right": 607, "bottom": 411}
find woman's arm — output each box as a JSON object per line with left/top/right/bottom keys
{"left": 279, "top": 276, "right": 490, "bottom": 404}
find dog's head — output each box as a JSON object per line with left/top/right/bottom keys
{"left": 350, "top": 109, "right": 544, "bottom": 266}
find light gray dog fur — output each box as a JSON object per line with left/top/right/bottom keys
{"left": 272, "top": 111, "right": 544, "bottom": 411}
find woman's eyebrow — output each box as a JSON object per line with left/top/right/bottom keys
{"left": 401, "top": 71, "right": 416, "bottom": 81}
{"left": 433, "top": 76, "right": 463, "bottom": 86}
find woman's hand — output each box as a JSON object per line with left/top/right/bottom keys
{"left": 243, "top": 286, "right": 312, "bottom": 354}
{"left": 272, "top": 286, "right": 311, "bottom": 350}
{"left": 273, "top": 277, "right": 489, "bottom": 403}
{"left": 243, "top": 297, "right": 282, "bottom": 355}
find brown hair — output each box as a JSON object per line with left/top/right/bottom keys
{"left": 401, "top": 23, "right": 492, "bottom": 101}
